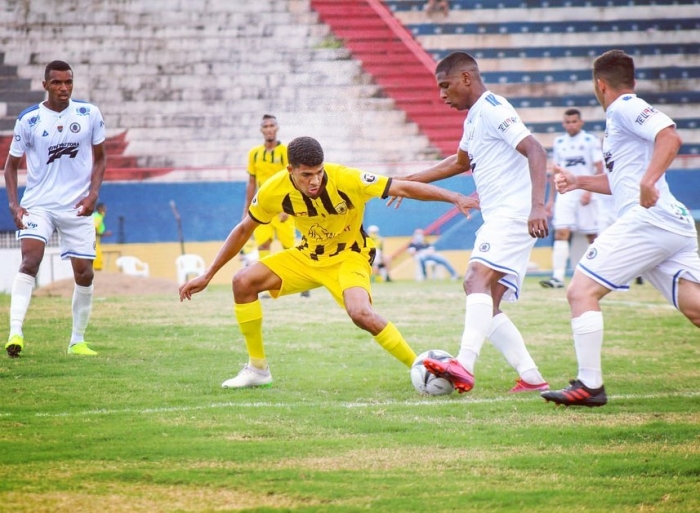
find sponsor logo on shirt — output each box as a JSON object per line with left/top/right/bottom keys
{"left": 565, "top": 157, "right": 586, "bottom": 167}
{"left": 47, "top": 142, "right": 79, "bottom": 164}
{"left": 635, "top": 106, "right": 658, "bottom": 125}
{"left": 308, "top": 223, "right": 334, "bottom": 241}
{"left": 76, "top": 106, "right": 91, "bottom": 116}
{"left": 28, "top": 115, "right": 40, "bottom": 127}
{"left": 479, "top": 243, "right": 490, "bottom": 252}
{"left": 586, "top": 248, "right": 598, "bottom": 259}
{"left": 497, "top": 116, "right": 519, "bottom": 132}
{"left": 14, "top": 134, "right": 20, "bottom": 141}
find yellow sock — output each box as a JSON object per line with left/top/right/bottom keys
{"left": 234, "top": 300, "right": 267, "bottom": 370}
{"left": 258, "top": 249, "right": 271, "bottom": 260}
{"left": 373, "top": 322, "right": 417, "bottom": 368}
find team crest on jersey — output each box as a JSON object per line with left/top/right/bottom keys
{"left": 586, "top": 248, "right": 598, "bottom": 259}
{"left": 334, "top": 202, "right": 348, "bottom": 214}
{"left": 308, "top": 223, "right": 334, "bottom": 241}
{"left": 76, "top": 106, "right": 91, "bottom": 116}
{"left": 57, "top": 125, "right": 63, "bottom": 132}
{"left": 479, "top": 243, "right": 490, "bottom": 252}
{"left": 361, "top": 173, "right": 377, "bottom": 184}
{"left": 70, "top": 122, "right": 81, "bottom": 133}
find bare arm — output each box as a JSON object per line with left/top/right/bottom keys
{"left": 403, "top": 150, "right": 471, "bottom": 183}
{"left": 640, "top": 126, "right": 682, "bottom": 208}
{"left": 75, "top": 142, "right": 107, "bottom": 217}
{"left": 179, "top": 216, "right": 258, "bottom": 300}
{"left": 555, "top": 165, "right": 612, "bottom": 195}
{"left": 515, "top": 135, "right": 549, "bottom": 238}
{"left": 388, "top": 179, "right": 479, "bottom": 218}
{"left": 4, "top": 154, "right": 26, "bottom": 229}
{"left": 242, "top": 174, "right": 256, "bottom": 221}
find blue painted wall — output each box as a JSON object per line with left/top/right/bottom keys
{"left": 2, "top": 169, "right": 698, "bottom": 247}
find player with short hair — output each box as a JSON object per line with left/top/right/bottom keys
{"left": 179, "top": 136, "right": 479, "bottom": 389}
{"left": 4, "top": 60, "right": 107, "bottom": 357}
{"left": 244, "top": 114, "right": 296, "bottom": 258}
{"left": 244, "top": 114, "right": 309, "bottom": 297}
{"left": 395, "top": 51, "right": 550, "bottom": 394}
{"left": 542, "top": 50, "right": 700, "bottom": 407}
{"left": 540, "top": 109, "right": 604, "bottom": 289}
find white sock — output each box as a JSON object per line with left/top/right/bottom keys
{"left": 9, "top": 273, "right": 35, "bottom": 338}
{"left": 487, "top": 312, "right": 545, "bottom": 384}
{"left": 552, "top": 240, "right": 570, "bottom": 282}
{"left": 572, "top": 311, "right": 604, "bottom": 389}
{"left": 456, "top": 293, "right": 493, "bottom": 373}
{"left": 70, "top": 284, "right": 94, "bottom": 345}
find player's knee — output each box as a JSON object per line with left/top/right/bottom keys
{"left": 680, "top": 304, "right": 700, "bottom": 328}
{"left": 346, "top": 304, "right": 374, "bottom": 330}
{"left": 74, "top": 267, "right": 94, "bottom": 287}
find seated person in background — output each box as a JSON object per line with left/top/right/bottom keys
{"left": 367, "top": 225, "right": 392, "bottom": 282}
{"left": 407, "top": 228, "right": 459, "bottom": 281}
{"left": 425, "top": 0, "right": 449, "bottom": 17}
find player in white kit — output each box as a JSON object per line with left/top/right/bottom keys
{"left": 540, "top": 109, "right": 604, "bottom": 289}
{"left": 542, "top": 50, "right": 700, "bottom": 407}
{"left": 4, "top": 60, "right": 107, "bottom": 357}
{"left": 396, "top": 51, "right": 550, "bottom": 394}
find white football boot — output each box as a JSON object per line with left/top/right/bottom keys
{"left": 221, "top": 365, "right": 273, "bottom": 389}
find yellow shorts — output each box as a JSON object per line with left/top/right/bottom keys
{"left": 262, "top": 249, "right": 373, "bottom": 307}
{"left": 253, "top": 214, "right": 296, "bottom": 249}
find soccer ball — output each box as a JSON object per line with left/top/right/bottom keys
{"left": 410, "top": 349, "right": 455, "bottom": 396}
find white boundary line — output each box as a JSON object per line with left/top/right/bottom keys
{"left": 1, "top": 390, "right": 698, "bottom": 418}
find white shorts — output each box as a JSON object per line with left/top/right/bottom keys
{"left": 470, "top": 217, "right": 536, "bottom": 302}
{"left": 577, "top": 213, "right": 700, "bottom": 308}
{"left": 596, "top": 193, "right": 616, "bottom": 234}
{"left": 552, "top": 190, "right": 598, "bottom": 234}
{"left": 18, "top": 208, "right": 96, "bottom": 260}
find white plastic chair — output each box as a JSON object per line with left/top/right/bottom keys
{"left": 176, "top": 254, "right": 206, "bottom": 285}
{"left": 116, "top": 256, "right": 150, "bottom": 277}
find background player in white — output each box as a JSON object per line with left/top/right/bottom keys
{"left": 542, "top": 50, "right": 700, "bottom": 407}
{"left": 395, "top": 51, "right": 550, "bottom": 394}
{"left": 3, "top": 60, "right": 107, "bottom": 357}
{"left": 540, "top": 109, "right": 604, "bottom": 289}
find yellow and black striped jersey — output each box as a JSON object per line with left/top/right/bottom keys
{"left": 249, "top": 163, "right": 392, "bottom": 263}
{"left": 247, "top": 142, "right": 288, "bottom": 188}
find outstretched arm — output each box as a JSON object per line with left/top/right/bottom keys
{"left": 179, "top": 216, "right": 258, "bottom": 300}
{"left": 387, "top": 179, "right": 479, "bottom": 219}
{"left": 402, "top": 150, "right": 471, "bottom": 183}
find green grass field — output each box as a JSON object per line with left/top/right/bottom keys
{"left": 1, "top": 278, "right": 698, "bottom": 512}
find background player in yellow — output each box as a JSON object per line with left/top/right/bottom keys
{"left": 179, "top": 136, "right": 479, "bottom": 389}
{"left": 243, "top": 114, "right": 296, "bottom": 258}
{"left": 92, "top": 203, "right": 112, "bottom": 271}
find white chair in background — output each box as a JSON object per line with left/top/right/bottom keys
{"left": 176, "top": 254, "right": 206, "bottom": 285}
{"left": 116, "top": 256, "right": 150, "bottom": 277}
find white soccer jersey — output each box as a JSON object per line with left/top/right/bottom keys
{"left": 552, "top": 130, "right": 603, "bottom": 176}
{"left": 603, "top": 94, "right": 695, "bottom": 237}
{"left": 9, "top": 99, "right": 106, "bottom": 211}
{"left": 458, "top": 91, "right": 532, "bottom": 221}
